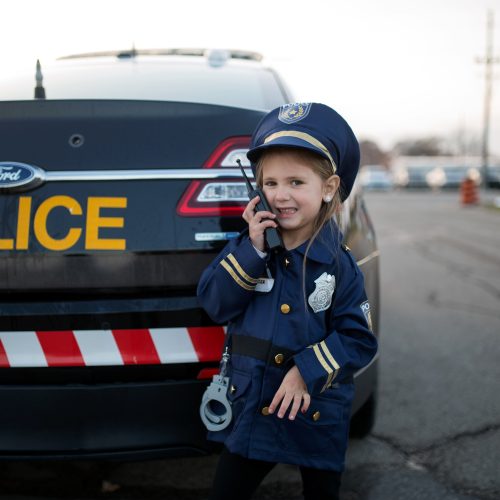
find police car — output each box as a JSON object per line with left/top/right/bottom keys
{"left": 0, "top": 49, "right": 379, "bottom": 458}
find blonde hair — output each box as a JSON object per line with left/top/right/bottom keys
{"left": 255, "top": 147, "right": 344, "bottom": 308}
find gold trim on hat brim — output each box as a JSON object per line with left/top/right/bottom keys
{"left": 263, "top": 131, "right": 337, "bottom": 173}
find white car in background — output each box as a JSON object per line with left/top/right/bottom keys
{"left": 359, "top": 164, "right": 393, "bottom": 190}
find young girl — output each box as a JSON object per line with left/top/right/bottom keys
{"left": 197, "top": 103, "right": 378, "bottom": 500}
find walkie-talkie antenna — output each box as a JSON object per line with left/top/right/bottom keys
{"left": 236, "top": 159, "right": 253, "bottom": 192}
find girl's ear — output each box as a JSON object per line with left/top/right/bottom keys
{"left": 323, "top": 175, "right": 340, "bottom": 201}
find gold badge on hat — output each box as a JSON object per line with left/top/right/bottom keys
{"left": 279, "top": 102, "right": 312, "bottom": 124}
{"left": 308, "top": 272, "right": 335, "bottom": 313}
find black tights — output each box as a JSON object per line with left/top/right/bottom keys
{"left": 208, "top": 447, "right": 341, "bottom": 500}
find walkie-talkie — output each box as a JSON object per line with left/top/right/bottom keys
{"left": 237, "top": 159, "right": 284, "bottom": 252}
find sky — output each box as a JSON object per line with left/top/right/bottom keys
{"left": 2, "top": 0, "right": 500, "bottom": 155}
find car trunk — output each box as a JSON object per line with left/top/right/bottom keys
{"left": 0, "top": 99, "right": 265, "bottom": 293}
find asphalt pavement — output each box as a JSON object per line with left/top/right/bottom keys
{"left": 339, "top": 189, "right": 500, "bottom": 500}
{"left": 0, "top": 190, "right": 499, "bottom": 500}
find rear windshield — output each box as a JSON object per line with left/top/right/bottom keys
{"left": 0, "top": 57, "right": 288, "bottom": 110}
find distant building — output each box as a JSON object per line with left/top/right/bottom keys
{"left": 391, "top": 156, "right": 500, "bottom": 188}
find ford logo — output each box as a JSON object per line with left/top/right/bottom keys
{"left": 0, "top": 162, "right": 45, "bottom": 191}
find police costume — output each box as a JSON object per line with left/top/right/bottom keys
{"left": 197, "top": 103, "right": 378, "bottom": 472}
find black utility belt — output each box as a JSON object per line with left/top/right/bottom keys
{"left": 230, "top": 334, "right": 353, "bottom": 385}
{"left": 231, "top": 334, "right": 295, "bottom": 368}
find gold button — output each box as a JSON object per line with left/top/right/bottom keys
{"left": 280, "top": 304, "right": 291, "bottom": 314}
{"left": 312, "top": 411, "right": 321, "bottom": 421}
{"left": 274, "top": 353, "right": 284, "bottom": 365}
{"left": 261, "top": 406, "right": 270, "bottom": 416}
{"left": 230, "top": 385, "right": 236, "bottom": 394}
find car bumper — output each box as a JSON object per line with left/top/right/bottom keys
{"left": 0, "top": 355, "right": 378, "bottom": 460}
{"left": 0, "top": 379, "right": 218, "bottom": 460}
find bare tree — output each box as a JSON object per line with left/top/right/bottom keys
{"left": 393, "top": 136, "right": 451, "bottom": 156}
{"left": 359, "top": 139, "right": 391, "bottom": 168}
{"left": 444, "top": 128, "right": 482, "bottom": 156}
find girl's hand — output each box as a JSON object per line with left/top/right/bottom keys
{"left": 242, "top": 196, "right": 278, "bottom": 252}
{"left": 269, "top": 365, "right": 311, "bottom": 420}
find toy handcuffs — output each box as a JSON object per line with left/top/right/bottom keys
{"left": 199, "top": 347, "right": 233, "bottom": 431}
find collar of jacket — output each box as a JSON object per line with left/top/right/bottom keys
{"left": 292, "top": 223, "right": 343, "bottom": 265}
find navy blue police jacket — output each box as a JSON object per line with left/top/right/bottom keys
{"left": 197, "top": 223, "right": 378, "bottom": 472}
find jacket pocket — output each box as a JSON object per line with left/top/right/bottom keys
{"left": 275, "top": 395, "right": 346, "bottom": 455}
{"left": 227, "top": 369, "right": 252, "bottom": 432}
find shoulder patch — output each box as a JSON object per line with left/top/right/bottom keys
{"left": 360, "top": 300, "right": 373, "bottom": 331}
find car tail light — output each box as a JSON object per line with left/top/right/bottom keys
{"left": 197, "top": 367, "right": 220, "bottom": 380}
{"left": 177, "top": 136, "right": 252, "bottom": 217}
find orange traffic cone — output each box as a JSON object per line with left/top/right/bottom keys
{"left": 460, "top": 178, "right": 479, "bottom": 205}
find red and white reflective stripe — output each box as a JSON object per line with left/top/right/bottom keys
{"left": 0, "top": 327, "right": 225, "bottom": 368}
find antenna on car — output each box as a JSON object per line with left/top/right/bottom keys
{"left": 34, "top": 59, "right": 46, "bottom": 99}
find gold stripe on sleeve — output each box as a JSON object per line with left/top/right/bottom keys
{"left": 227, "top": 254, "right": 259, "bottom": 284}
{"left": 320, "top": 341, "right": 340, "bottom": 371}
{"left": 313, "top": 344, "right": 334, "bottom": 393}
{"left": 320, "top": 341, "right": 340, "bottom": 386}
{"left": 220, "top": 259, "right": 255, "bottom": 291}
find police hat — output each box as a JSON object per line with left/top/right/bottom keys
{"left": 247, "top": 102, "right": 360, "bottom": 201}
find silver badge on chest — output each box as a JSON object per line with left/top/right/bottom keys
{"left": 308, "top": 272, "right": 336, "bottom": 313}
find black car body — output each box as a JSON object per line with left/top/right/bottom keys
{"left": 485, "top": 165, "right": 500, "bottom": 188}
{"left": 0, "top": 49, "right": 379, "bottom": 459}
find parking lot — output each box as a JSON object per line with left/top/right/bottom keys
{"left": 0, "top": 190, "right": 499, "bottom": 500}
